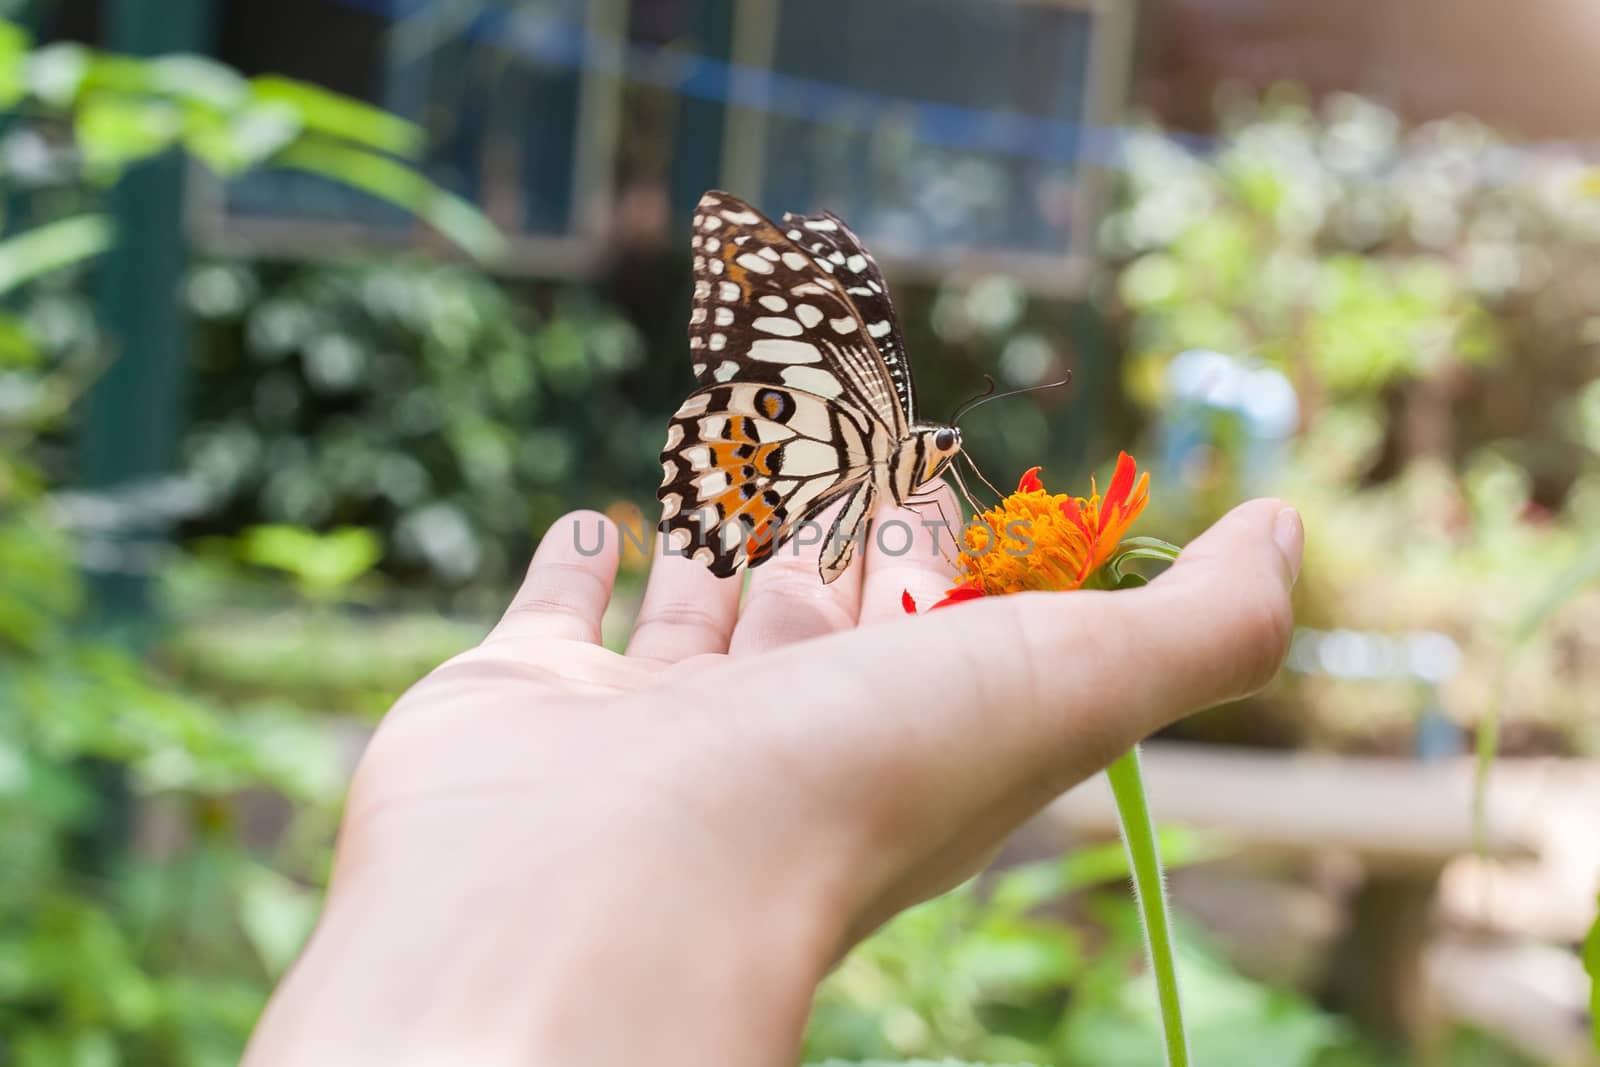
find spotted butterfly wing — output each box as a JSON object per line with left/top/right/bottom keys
{"left": 778, "top": 207, "right": 918, "bottom": 423}
{"left": 657, "top": 191, "right": 923, "bottom": 583}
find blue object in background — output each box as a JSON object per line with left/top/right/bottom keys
{"left": 1158, "top": 349, "right": 1300, "bottom": 496}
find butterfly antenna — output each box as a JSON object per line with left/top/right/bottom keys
{"left": 961, "top": 451, "right": 1007, "bottom": 502}
{"left": 950, "top": 376, "right": 997, "bottom": 425}
{"left": 950, "top": 371, "right": 1073, "bottom": 426}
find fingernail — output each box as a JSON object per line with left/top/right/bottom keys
{"left": 1272, "top": 506, "right": 1304, "bottom": 585}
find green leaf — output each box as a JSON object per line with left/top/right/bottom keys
{"left": 0, "top": 215, "right": 115, "bottom": 295}
{"left": 251, "top": 75, "right": 420, "bottom": 156}
{"left": 75, "top": 94, "right": 183, "bottom": 174}
{"left": 0, "top": 18, "right": 30, "bottom": 106}
{"left": 0, "top": 311, "right": 40, "bottom": 367}
{"left": 238, "top": 865, "right": 321, "bottom": 975}
{"left": 1106, "top": 537, "right": 1182, "bottom": 585}
{"left": 1117, "top": 537, "right": 1184, "bottom": 555}
{"left": 182, "top": 100, "right": 304, "bottom": 176}
{"left": 24, "top": 42, "right": 89, "bottom": 106}
{"left": 274, "top": 140, "right": 504, "bottom": 261}
{"left": 225, "top": 102, "right": 304, "bottom": 167}
{"left": 146, "top": 53, "right": 250, "bottom": 108}
{"left": 238, "top": 525, "right": 383, "bottom": 599}
{"left": 80, "top": 50, "right": 248, "bottom": 108}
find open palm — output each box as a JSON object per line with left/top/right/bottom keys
{"left": 250, "top": 491, "right": 1300, "bottom": 1066}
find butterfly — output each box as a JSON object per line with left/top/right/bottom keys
{"left": 657, "top": 191, "right": 964, "bottom": 584}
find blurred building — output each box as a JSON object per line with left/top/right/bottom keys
{"left": 38, "top": 0, "right": 1136, "bottom": 292}
{"left": 1141, "top": 0, "right": 1600, "bottom": 139}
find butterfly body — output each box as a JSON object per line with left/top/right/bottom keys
{"left": 658, "top": 191, "right": 961, "bottom": 584}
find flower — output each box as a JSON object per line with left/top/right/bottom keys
{"left": 904, "top": 452, "right": 1151, "bottom": 611}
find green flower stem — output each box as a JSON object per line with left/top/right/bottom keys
{"left": 1106, "top": 745, "right": 1189, "bottom": 1067}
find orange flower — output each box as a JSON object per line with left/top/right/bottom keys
{"left": 904, "top": 452, "right": 1151, "bottom": 611}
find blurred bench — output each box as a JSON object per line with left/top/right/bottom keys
{"left": 1044, "top": 742, "right": 1536, "bottom": 870}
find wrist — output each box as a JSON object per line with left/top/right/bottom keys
{"left": 246, "top": 813, "right": 835, "bottom": 1066}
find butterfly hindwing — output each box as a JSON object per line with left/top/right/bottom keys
{"left": 658, "top": 382, "right": 880, "bottom": 576}
{"left": 818, "top": 480, "right": 878, "bottom": 583}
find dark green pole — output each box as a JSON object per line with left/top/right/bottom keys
{"left": 69, "top": 0, "right": 216, "bottom": 875}
{"left": 80, "top": 0, "right": 215, "bottom": 627}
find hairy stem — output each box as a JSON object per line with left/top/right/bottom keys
{"left": 1107, "top": 745, "right": 1189, "bottom": 1067}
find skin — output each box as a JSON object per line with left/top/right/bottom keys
{"left": 244, "top": 487, "right": 1303, "bottom": 1067}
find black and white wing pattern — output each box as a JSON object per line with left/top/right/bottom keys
{"left": 657, "top": 191, "right": 911, "bottom": 582}
{"left": 779, "top": 208, "right": 918, "bottom": 423}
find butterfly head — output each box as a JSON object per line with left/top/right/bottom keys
{"left": 918, "top": 423, "right": 963, "bottom": 484}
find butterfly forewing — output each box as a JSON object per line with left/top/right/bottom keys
{"left": 779, "top": 209, "right": 917, "bottom": 423}
{"left": 685, "top": 193, "right": 903, "bottom": 434}
{"left": 660, "top": 191, "right": 922, "bottom": 582}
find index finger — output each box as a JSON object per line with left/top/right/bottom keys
{"left": 859, "top": 480, "right": 961, "bottom": 623}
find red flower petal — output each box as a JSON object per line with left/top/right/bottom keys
{"left": 1017, "top": 466, "right": 1045, "bottom": 494}
{"left": 1059, "top": 495, "right": 1093, "bottom": 540}
{"left": 901, "top": 589, "right": 918, "bottom": 614}
{"left": 1100, "top": 452, "right": 1137, "bottom": 534}
{"left": 931, "top": 583, "right": 987, "bottom": 610}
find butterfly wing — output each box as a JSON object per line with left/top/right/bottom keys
{"left": 658, "top": 382, "right": 879, "bottom": 577}
{"left": 660, "top": 191, "right": 912, "bottom": 580}
{"left": 779, "top": 208, "right": 918, "bottom": 423}
{"left": 818, "top": 480, "right": 877, "bottom": 582}
{"left": 684, "top": 191, "right": 905, "bottom": 436}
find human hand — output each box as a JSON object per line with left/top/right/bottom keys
{"left": 245, "top": 490, "right": 1302, "bottom": 1067}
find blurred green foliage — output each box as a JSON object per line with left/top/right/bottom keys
{"left": 0, "top": 17, "right": 499, "bottom": 258}
{"left": 804, "top": 834, "right": 1357, "bottom": 1067}
{"left": 805, "top": 839, "right": 1492, "bottom": 1067}
{"left": 182, "top": 260, "right": 648, "bottom": 598}
{"left": 0, "top": 24, "right": 490, "bottom": 1066}
{"left": 235, "top": 525, "right": 382, "bottom": 602}
{"left": 1108, "top": 89, "right": 1600, "bottom": 508}
{"left": 1104, "top": 90, "right": 1600, "bottom": 763}
{"left": 1105, "top": 92, "right": 1600, "bottom": 1051}
{"left": 0, "top": 304, "right": 348, "bottom": 1063}
{"left": 1108, "top": 92, "right": 1509, "bottom": 404}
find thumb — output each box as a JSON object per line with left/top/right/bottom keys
{"left": 733, "top": 498, "right": 1301, "bottom": 834}
{"left": 1115, "top": 497, "right": 1302, "bottom": 723}
{"left": 948, "top": 496, "right": 1301, "bottom": 782}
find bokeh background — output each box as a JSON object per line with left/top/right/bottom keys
{"left": 3, "top": 1, "right": 1599, "bottom": 1064}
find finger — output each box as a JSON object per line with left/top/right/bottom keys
{"left": 711, "top": 498, "right": 1301, "bottom": 902}
{"left": 729, "top": 496, "right": 863, "bottom": 655}
{"left": 859, "top": 479, "right": 960, "bottom": 623}
{"left": 485, "top": 510, "right": 620, "bottom": 646}
{"left": 626, "top": 542, "right": 743, "bottom": 663}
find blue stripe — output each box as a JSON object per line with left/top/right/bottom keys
{"left": 322, "top": 0, "right": 1205, "bottom": 167}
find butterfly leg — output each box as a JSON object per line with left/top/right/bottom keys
{"left": 959, "top": 451, "right": 1007, "bottom": 502}
{"left": 946, "top": 463, "right": 989, "bottom": 520}
{"left": 901, "top": 492, "right": 960, "bottom": 571}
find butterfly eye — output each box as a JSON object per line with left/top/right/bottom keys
{"left": 934, "top": 428, "right": 958, "bottom": 452}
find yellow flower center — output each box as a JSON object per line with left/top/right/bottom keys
{"left": 951, "top": 460, "right": 1149, "bottom": 597}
